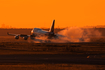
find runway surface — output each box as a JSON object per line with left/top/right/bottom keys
{"left": 0, "top": 54, "right": 105, "bottom": 65}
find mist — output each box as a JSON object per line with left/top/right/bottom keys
{"left": 58, "top": 27, "right": 102, "bottom": 42}
{"left": 28, "top": 27, "right": 102, "bottom": 43}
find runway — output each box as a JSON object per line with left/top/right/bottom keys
{"left": 0, "top": 54, "right": 105, "bottom": 65}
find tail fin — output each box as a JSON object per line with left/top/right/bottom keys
{"left": 49, "top": 20, "right": 55, "bottom": 33}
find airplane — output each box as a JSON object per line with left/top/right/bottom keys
{"left": 7, "top": 20, "right": 64, "bottom": 40}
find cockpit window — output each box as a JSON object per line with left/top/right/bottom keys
{"left": 37, "top": 29, "right": 41, "bottom": 30}
{"left": 34, "top": 28, "right": 41, "bottom": 31}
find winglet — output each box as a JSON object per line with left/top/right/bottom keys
{"left": 7, "top": 32, "right": 17, "bottom": 36}
{"left": 49, "top": 20, "right": 55, "bottom": 33}
{"left": 7, "top": 32, "right": 9, "bottom": 35}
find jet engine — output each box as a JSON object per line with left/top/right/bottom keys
{"left": 23, "top": 36, "right": 28, "bottom": 40}
{"left": 14, "top": 35, "right": 19, "bottom": 39}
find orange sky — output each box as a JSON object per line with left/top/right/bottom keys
{"left": 0, "top": 0, "right": 105, "bottom": 28}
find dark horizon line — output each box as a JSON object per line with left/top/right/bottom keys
{"left": 0, "top": 27, "right": 105, "bottom": 29}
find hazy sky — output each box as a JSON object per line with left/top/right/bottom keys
{"left": 0, "top": 0, "right": 105, "bottom": 28}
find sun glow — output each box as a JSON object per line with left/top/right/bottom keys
{"left": 0, "top": 0, "right": 105, "bottom": 28}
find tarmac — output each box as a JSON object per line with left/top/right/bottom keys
{"left": 0, "top": 54, "right": 105, "bottom": 65}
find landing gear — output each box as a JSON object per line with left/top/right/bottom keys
{"left": 48, "top": 35, "right": 58, "bottom": 39}
{"left": 30, "top": 34, "right": 36, "bottom": 40}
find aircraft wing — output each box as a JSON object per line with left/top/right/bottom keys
{"left": 7, "top": 32, "right": 30, "bottom": 36}
{"left": 7, "top": 32, "right": 31, "bottom": 40}
{"left": 7, "top": 32, "right": 20, "bottom": 36}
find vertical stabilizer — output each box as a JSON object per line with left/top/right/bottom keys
{"left": 49, "top": 20, "right": 55, "bottom": 33}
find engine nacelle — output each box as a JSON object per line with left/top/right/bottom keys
{"left": 23, "top": 36, "right": 28, "bottom": 40}
{"left": 14, "top": 35, "right": 19, "bottom": 39}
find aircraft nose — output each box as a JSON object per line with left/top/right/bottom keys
{"left": 31, "top": 30, "right": 33, "bottom": 34}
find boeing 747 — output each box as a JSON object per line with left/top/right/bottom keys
{"left": 7, "top": 20, "right": 64, "bottom": 40}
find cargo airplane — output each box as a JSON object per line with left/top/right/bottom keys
{"left": 7, "top": 20, "right": 64, "bottom": 40}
